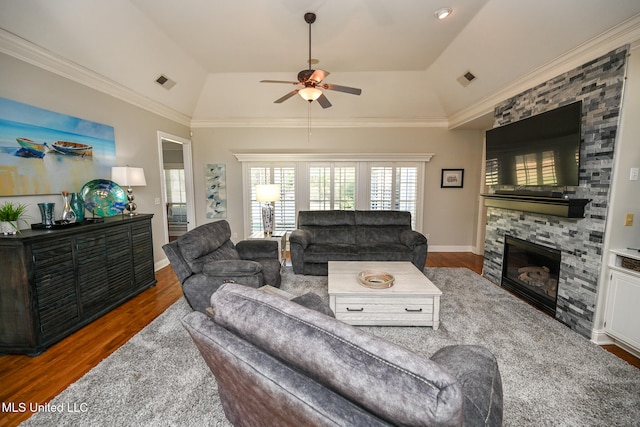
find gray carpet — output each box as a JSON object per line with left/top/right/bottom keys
{"left": 22, "top": 267, "right": 640, "bottom": 426}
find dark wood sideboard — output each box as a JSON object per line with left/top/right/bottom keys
{"left": 0, "top": 214, "right": 156, "bottom": 356}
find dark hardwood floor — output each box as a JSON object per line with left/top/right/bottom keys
{"left": 0, "top": 252, "right": 637, "bottom": 426}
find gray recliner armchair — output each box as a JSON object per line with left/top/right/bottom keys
{"left": 182, "top": 283, "right": 503, "bottom": 426}
{"left": 162, "top": 220, "right": 281, "bottom": 313}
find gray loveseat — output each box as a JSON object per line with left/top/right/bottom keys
{"left": 162, "top": 220, "right": 281, "bottom": 313}
{"left": 182, "top": 283, "right": 503, "bottom": 426}
{"left": 290, "top": 210, "right": 428, "bottom": 275}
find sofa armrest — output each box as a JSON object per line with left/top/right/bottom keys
{"left": 162, "top": 241, "right": 193, "bottom": 284}
{"left": 203, "top": 260, "right": 263, "bottom": 277}
{"left": 289, "top": 229, "right": 311, "bottom": 249}
{"left": 430, "top": 345, "right": 503, "bottom": 427}
{"left": 236, "top": 239, "right": 278, "bottom": 260}
{"left": 400, "top": 229, "right": 427, "bottom": 248}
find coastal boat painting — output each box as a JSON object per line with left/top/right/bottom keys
{"left": 0, "top": 97, "right": 116, "bottom": 196}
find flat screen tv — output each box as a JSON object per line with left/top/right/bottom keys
{"left": 485, "top": 101, "right": 582, "bottom": 188}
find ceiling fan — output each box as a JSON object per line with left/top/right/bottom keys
{"left": 260, "top": 12, "right": 362, "bottom": 109}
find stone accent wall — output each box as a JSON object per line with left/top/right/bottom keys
{"left": 483, "top": 46, "right": 628, "bottom": 338}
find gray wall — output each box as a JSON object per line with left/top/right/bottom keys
{"left": 0, "top": 53, "right": 191, "bottom": 268}
{"left": 483, "top": 46, "right": 629, "bottom": 338}
{"left": 190, "top": 126, "right": 484, "bottom": 250}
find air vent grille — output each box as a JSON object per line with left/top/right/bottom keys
{"left": 155, "top": 74, "right": 176, "bottom": 90}
{"left": 456, "top": 71, "right": 477, "bottom": 87}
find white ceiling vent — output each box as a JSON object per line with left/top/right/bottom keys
{"left": 155, "top": 74, "right": 176, "bottom": 90}
{"left": 456, "top": 71, "right": 477, "bottom": 87}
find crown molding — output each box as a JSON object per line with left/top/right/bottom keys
{"left": 0, "top": 29, "right": 191, "bottom": 127}
{"left": 449, "top": 13, "right": 640, "bottom": 129}
{"left": 191, "top": 116, "right": 449, "bottom": 128}
{"left": 233, "top": 152, "right": 435, "bottom": 163}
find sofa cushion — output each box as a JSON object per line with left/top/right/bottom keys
{"left": 210, "top": 283, "right": 463, "bottom": 426}
{"left": 177, "top": 220, "right": 234, "bottom": 262}
{"left": 303, "top": 244, "right": 359, "bottom": 262}
{"left": 354, "top": 210, "right": 412, "bottom": 227}
{"left": 357, "top": 243, "right": 414, "bottom": 262}
{"left": 189, "top": 241, "right": 240, "bottom": 274}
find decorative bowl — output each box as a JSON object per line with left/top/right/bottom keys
{"left": 357, "top": 270, "right": 395, "bottom": 289}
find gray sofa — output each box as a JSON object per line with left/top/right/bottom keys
{"left": 290, "top": 210, "right": 428, "bottom": 275}
{"left": 182, "top": 283, "right": 503, "bottom": 426}
{"left": 162, "top": 220, "right": 281, "bottom": 313}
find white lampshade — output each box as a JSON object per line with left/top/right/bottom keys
{"left": 255, "top": 184, "right": 281, "bottom": 202}
{"left": 298, "top": 86, "right": 322, "bottom": 102}
{"left": 111, "top": 166, "right": 147, "bottom": 187}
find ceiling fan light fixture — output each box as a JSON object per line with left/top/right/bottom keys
{"left": 299, "top": 86, "right": 323, "bottom": 102}
{"left": 435, "top": 8, "right": 452, "bottom": 20}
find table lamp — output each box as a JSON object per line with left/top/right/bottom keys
{"left": 255, "top": 184, "right": 281, "bottom": 236}
{"left": 111, "top": 166, "right": 147, "bottom": 216}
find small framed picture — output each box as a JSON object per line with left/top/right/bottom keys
{"left": 441, "top": 169, "right": 464, "bottom": 188}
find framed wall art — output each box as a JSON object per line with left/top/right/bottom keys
{"left": 441, "top": 168, "right": 464, "bottom": 188}
{"left": 205, "top": 163, "right": 227, "bottom": 218}
{"left": 0, "top": 97, "right": 116, "bottom": 196}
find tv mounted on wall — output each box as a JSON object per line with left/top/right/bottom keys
{"left": 485, "top": 101, "right": 582, "bottom": 189}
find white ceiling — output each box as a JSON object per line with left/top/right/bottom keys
{"left": 1, "top": 0, "right": 640, "bottom": 129}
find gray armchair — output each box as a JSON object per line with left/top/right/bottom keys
{"left": 182, "top": 283, "right": 503, "bottom": 426}
{"left": 162, "top": 220, "right": 281, "bottom": 313}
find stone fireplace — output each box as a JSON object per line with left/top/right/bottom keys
{"left": 483, "top": 46, "right": 628, "bottom": 339}
{"left": 501, "top": 236, "right": 560, "bottom": 317}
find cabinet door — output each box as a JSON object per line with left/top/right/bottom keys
{"left": 131, "top": 220, "right": 155, "bottom": 288}
{"left": 606, "top": 270, "right": 640, "bottom": 351}
{"left": 32, "top": 239, "right": 78, "bottom": 341}
{"left": 76, "top": 230, "right": 111, "bottom": 317}
{"left": 106, "top": 226, "right": 134, "bottom": 301}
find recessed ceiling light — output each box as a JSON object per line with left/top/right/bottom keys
{"left": 435, "top": 8, "right": 452, "bottom": 20}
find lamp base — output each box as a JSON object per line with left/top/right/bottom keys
{"left": 261, "top": 204, "right": 274, "bottom": 236}
{"left": 124, "top": 187, "right": 138, "bottom": 216}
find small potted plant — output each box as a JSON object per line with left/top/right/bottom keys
{"left": 0, "top": 201, "right": 29, "bottom": 235}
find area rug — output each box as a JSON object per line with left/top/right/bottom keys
{"left": 22, "top": 268, "right": 640, "bottom": 426}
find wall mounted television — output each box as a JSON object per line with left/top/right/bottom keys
{"left": 485, "top": 101, "right": 582, "bottom": 188}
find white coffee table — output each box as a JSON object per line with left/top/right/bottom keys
{"left": 328, "top": 261, "right": 442, "bottom": 328}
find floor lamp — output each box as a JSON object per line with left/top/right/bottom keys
{"left": 256, "top": 184, "right": 281, "bottom": 236}
{"left": 111, "top": 166, "right": 147, "bottom": 216}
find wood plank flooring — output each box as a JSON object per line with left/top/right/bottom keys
{"left": 0, "top": 252, "right": 637, "bottom": 426}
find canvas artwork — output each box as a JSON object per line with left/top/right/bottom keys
{"left": 0, "top": 97, "right": 116, "bottom": 196}
{"left": 205, "top": 163, "right": 227, "bottom": 218}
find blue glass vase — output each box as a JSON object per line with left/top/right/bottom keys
{"left": 71, "top": 192, "right": 85, "bottom": 222}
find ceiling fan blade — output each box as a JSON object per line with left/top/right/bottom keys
{"left": 308, "top": 69, "right": 329, "bottom": 84}
{"left": 320, "top": 83, "right": 362, "bottom": 96}
{"left": 261, "top": 80, "right": 300, "bottom": 85}
{"left": 274, "top": 90, "right": 299, "bottom": 103}
{"left": 317, "top": 93, "right": 332, "bottom": 109}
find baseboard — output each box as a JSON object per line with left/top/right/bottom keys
{"left": 155, "top": 258, "right": 170, "bottom": 272}
{"left": 429, "top": 245, "right": 475, "bottom": 252}
{"left": 591, "top": 329, "right": 615, "bottom": 346}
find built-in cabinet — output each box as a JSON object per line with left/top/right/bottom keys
{"left": 604, "top": 250, "right": 640, "bottom": 354}
{"left": 0, "top": 214, "right": 155, "bottom": 356}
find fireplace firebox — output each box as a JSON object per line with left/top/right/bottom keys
{"left": 501, "top": 236, "right": 561, "bottom": 317}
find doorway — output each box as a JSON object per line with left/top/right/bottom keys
{"left": 157, "top": 131, "right": 195, "bottom": 243}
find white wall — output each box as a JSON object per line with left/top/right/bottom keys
{"left": 0, "top": 53, "right": 191, "bottom": 268}
{"left": 191, "top": 126, "right": 484, "bottom": 251}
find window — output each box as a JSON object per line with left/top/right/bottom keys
{"left": 370, "top": 164, "right": 419, "bottom": 228}
{"left": 309, "top": 163, "right": 356, "bottom": 210}
{"left": 248, "top": 165, "right": 296, "bottom": 233}
{"left": 164, "top": 168, "right": 186, "bottom": 204}
{"left": 239, "top": 153, "right": 430, "bottom": 236}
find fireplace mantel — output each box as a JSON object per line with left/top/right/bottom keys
{"left": 482, "top": 194, "right": 590, "bottom": 218}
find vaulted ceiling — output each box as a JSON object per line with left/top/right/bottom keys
{"left": 1, "top": 0, "right": 640, "bottom": 129}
